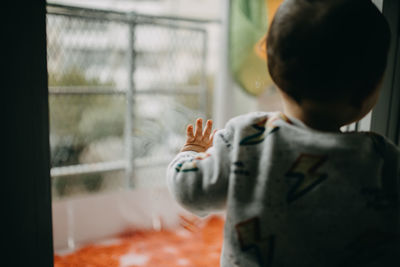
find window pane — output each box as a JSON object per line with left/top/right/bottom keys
{"left": 48, "top": 1, "right": 285, "bottom": 266}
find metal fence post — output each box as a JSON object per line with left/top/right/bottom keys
{"left": 200, "top": 30, "right": 208, "bottom": 118}
{"left": 125, "top": 13, "right": 136, "bottom": 188}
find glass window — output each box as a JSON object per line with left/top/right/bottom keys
{"left": 48, "top": 0, "right": 284, "bottom": 266}
{"left": 47, "top": 2, "right": 212, "bottom": 199}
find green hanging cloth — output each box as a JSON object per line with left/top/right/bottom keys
{"left": 229, "top": 0, "right": 282, "bottom": 96}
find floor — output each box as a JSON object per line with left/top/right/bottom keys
{"left": 54, "top": 216, "right": 224, "bottom": 267}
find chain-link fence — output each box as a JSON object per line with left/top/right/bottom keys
{"left": 47, "top": 4, "right": 213, "bottom": 199}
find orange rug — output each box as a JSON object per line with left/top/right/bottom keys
{"left": 54, "top": 216, "right": 224, "bottom": 267}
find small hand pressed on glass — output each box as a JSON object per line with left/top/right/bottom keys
{"left": 181, "top": 118, "right": 217, "bottom": 153}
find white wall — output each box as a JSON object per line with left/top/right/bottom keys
{"left": 52, "top": 187, "right": 187, "bottom": 251}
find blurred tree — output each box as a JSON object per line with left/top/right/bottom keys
{"left": 48, "top": 68, "right": 125, "bottom": 197}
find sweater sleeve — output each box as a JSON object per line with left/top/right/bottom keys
{"left": 166, "top": 124, "right": 234, "bottom": 217}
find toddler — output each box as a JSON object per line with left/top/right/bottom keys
{"left": 167, "top": 0, "right": 400, "bottom": 266}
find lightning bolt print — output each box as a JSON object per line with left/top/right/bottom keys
{"left": 240, "top": 118, "right": 268, "bottom": 146}
{"left": 240, "top": 113, "right": 292, "bottom": 146}
{"left": 235, "top": 217, "right": 275, "bottom": 267}
{"left": 286, "top": 154, "right": 328, "bottom": 203}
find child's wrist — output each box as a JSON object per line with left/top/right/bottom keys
{"left": 181, "top": 144, "right": 207, "bottom": 153}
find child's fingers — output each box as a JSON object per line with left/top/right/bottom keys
{"left": 202, "top": 120, "right": 213, "bottom": 137}
{"left": 186, "top": 124, "right": 194, "bottom": 139}
{"left": 194, "top": 118, "right": 203, "bottom": 138}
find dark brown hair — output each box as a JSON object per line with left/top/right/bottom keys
{"left": 267, "top": 0, "right": 390, "bottom": 104}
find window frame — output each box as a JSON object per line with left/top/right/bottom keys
{"left": 370, "top": 0, "right": 400, "bottom": 146}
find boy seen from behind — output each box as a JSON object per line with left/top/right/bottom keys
{"left": 167, "top": 0, "right": 400, "bottom": 266}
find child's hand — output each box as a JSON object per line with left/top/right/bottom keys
{"left": 181, "top": 118, "right": 217, "bottom": 153}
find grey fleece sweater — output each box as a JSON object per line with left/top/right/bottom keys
{"left": 167, "top": 112, "right": 400, "bottom": 267}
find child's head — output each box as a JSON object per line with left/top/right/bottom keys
{"left": 266, "top": 0, "right": 390, "bottom": 128}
